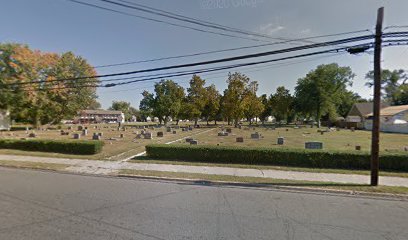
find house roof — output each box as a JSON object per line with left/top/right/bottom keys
{"left": 367, "top": 105, "right": 408, "bottom": 117}
{"left": 81, "top": 110, "right": 123, "bottom": 115}
{"left": 348, "top": 102, "right": 389, "bottom": 117}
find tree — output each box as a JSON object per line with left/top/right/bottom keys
{"left": 140, "top": 80, "right": 185, "bottom": 124}
{"left": 242, "top": 81, "right": 264, "bottom": 125}
{"left": 259, "top": 94, "right": 272, "bottom": 124}
{"left": 366, "top": 69, "right": 408, "bottom": 105}
{"left": 109, "top": 101, "right": 138, "bottom": 121}
{"left": 139, "top": 91, "right": 155, "bottom": 122}
{"left": 336, "top": 91, "right": 366, "bottom": 118}
{"left": 294, "top": 63, "right": 355, "bottom": 127}
{"left": 186, "top": 75, "right": 207, "bottom": 125}
{"left": 270, "top": 86, "right": 293, "bottom": 123}
{"left": 221, "top": 72, "right": 250, "bottom": 125}
{"left": 0, "top": 43, "right": 100, "bottom": 126}
{"left": 202, "top": 84, "right": 221, "bottom": 125}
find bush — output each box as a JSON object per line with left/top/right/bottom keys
{"left": 145, "top": 144, "right": 408, "bottom": 172}
{"left": 0, "top": 139, "right": 104, "bottom": 155}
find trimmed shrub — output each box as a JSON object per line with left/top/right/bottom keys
{"left": 0, "top": 139, "right": 104, "bottom": 155}
{"left": 145, "top": 144, "right": 408, "bottom": 172}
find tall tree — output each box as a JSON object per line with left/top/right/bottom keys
{"left": 139, "top": 90, "right": 155, "bottom": 122}
{"left": 142, "top": 80, "right": 185, "bottom": 124}
{"left": 242, "top": 81, "right": 264, "bottom": 125}
{"left": 186, "top": 75, "right": 207, "bottom": 125}
{"left": 270, "top": 86, "right": 293, "bottom": 123}
{"left": 294, "top": 63, "right": 355, "bottom": 127}
{"left": 221, "top": 72, "right": 250, "bottom": 125}
{"left": 259, "top": 94, "right": 272, "bottom": 124}
{"left": 366, "top": 69, "right": 408, "bottom": 105}
{"left": 202, "top": 84, "right": 221, "bottom": 125}
{"left": 0, "top": 43, "right": 100, "bottom": 126}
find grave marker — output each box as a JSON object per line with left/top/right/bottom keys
{"left": 277, "top": 137, "right": 284, "bottom": 145}
{"left": 236, "top": 137, "right": 244, "bottom": 143}
{"left": 305, "top": 142, "right": 323, "bottom": 149}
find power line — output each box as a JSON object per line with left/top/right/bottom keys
{"left": 67, "top": 0, "right": 270, "bottom": 42}
{"left": 94, "top": 29, "right": 373, "bottom": 69}
{"left": 4, "top": 34, "right": 375, "bottom": 87}
{"left": 99, "top": 53, "right": 344, "bottom": 94}
{"left": 106, "top": 0, "right": 310, "bottom": 43}
{"left": 10, "top": 44, "right": 366, "bottom": 92}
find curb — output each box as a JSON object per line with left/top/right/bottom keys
{"left": 0, "top": 164, "right": 407, "bottom": 201}
{"left": 117, "top": 173, "right": 408, "bottom": 201}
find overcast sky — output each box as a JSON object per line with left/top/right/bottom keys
{"left": 2, "top": 0, "right": 408, "bottom": 109}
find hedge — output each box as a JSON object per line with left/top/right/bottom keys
{"left": 0, "top": 139, "right": 104, "bottom": 155}
{"left": 145, "top": 144, "right": 408, "bottom": 172}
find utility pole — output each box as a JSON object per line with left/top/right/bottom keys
{"left": 371, "top": 7, "right": 384, "bottom": 186}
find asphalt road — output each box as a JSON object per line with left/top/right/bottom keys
{"left": 0, "top": 167, "right": 407, "bottom": 240}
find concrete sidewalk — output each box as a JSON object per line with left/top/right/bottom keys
{"left": 0, "top": 154, "right": 407, "bottom": 187}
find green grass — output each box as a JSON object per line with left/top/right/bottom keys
{"left": 129, "top": 157, "right": 408, "bottom": 178}
{"left": 0, "top": 124, "right": 212, "bottom": 160}
{"left": 173, "top": 126, "right": 408, "bottom": 153}
{"left": 0, "top": 160, "right": 70, "bottom": 171}
{"left": 119, "top": 169, "right": 408, "bottom": 195}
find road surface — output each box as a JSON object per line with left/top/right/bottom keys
{"left": 0, "top": 167, "right": 406, "bottom": 240}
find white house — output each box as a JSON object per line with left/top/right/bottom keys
{"left": 365, "top": 105, "right": 408, "bottom": 134}
{"left": 0, "top": 110, "right": 11, "bottom": 130}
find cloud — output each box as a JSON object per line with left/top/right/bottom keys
{"left": 259, "top": 23, "right": 285, "bottom": 35}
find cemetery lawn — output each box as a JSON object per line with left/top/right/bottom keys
{"left": 173, "top": 126, "right": 408, "bottom": 153}
{"left": 119, "top": 169, "right": 408, "bottom": 195}
{"left": 0, "top": 124, "right": 213, "bottom": 160}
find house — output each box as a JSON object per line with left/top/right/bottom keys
{"left": 365, "top": 105, "right": 408, "bottom": 133}
{"left": 0, "top": 110, "right": 11, "bottom": 130}
{"left": 346, "top": 102, "right": 389, "bottom": 129}
{"left": 77, "top": 110, "right": 125, "bottom": 124}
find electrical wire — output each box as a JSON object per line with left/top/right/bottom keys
{"left": 3, "top": 34, "right": 375, "bottom": 87}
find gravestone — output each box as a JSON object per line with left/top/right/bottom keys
{"left": 226, "top": 128, "right": 232, "bottom": 133}
{"left": 68, "top": 126, "right": 72, "bottom": 130}
{"left": 188, "top": 126, "right": 193, "bottom": 131}
{"left": 173, "top": 130, "right": 177, "bottom": 134}
{"left": 166, "top": 127, "right": 172, "bottom": 132}
{"left": 190, "top": 140, "right": 198, "bottom": 145}
{"left": 350, "top": 127, "right": 355, "bottom": 132}
{"left": 120, "top": 133, "right": 124, "bottom": 138}
{"left": 305, "top": 142, "right": 323, "bottom": 149}
{"left": 144, "top": 132, "right": 153, "bottom": 139}
{"left": 355, "top": 146, "right": 361, "bottom": 151}
{"left": 175, "top": 125, "right": 180, "bottom": 129}
{"left": 28, "top": 133, "right": 36, "bottom": 138}
{"left": 98, "top": 132, "right": 103, "bottom": 137}
{"left": 185, "top": 138, "right": 193, "bottom": 143}
{"left": 277, "top": 137, "right": 284, "bottom": 145}
{"left": 157, "top": 132, "right": 164, "bottom": 137}
{"left": 82, "top": 129, "right": 88, "bottom": 136}
{"left": 73, "top": 133, "right": 81, "bottom": 139}
{"left": 77, "top": 126, "right": 83, "bottom": 131}
{"left": 92, "top": 133, "right": 101, "bottom": 140}
{"left": 404, "top": 146, "right": 408, "bottom": 151}
{"left": 251, "top": 132, "right": 260, "bottom": 139}
{"left": 218, "top": 131, "right": 228, "bottom": 136}
{"left": 236, "top": 137, "right": 244, "bottom": 143}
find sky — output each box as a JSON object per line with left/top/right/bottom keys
{"left": 2, "top": 0, "right": 408, "bottom": 109}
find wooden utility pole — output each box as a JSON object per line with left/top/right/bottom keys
{"left": 371, "top": 7, "right": 384, "bottom": 186}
